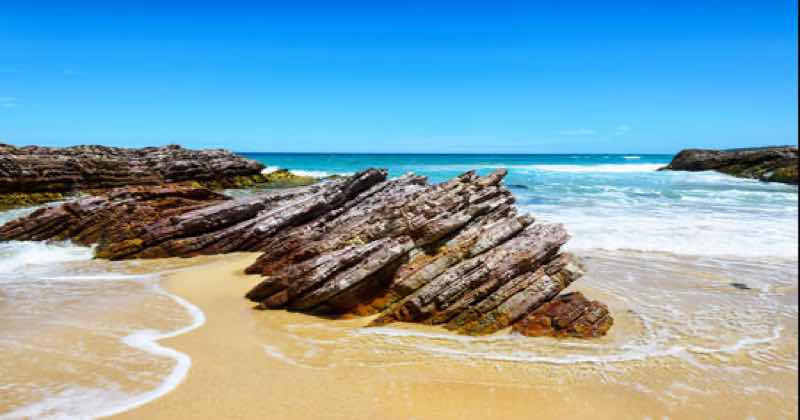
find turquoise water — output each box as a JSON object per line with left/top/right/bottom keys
{"left": 244, "top": 153, "right": 799, "bottom": 258}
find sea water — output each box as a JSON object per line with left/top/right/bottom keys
{"left": 246, "top": 153, "right": 798, "bottom": 257}
{"left": 0, "top": 154, "right": 797, "bottom": 418}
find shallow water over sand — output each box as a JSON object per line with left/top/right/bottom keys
{"left": 0, "top": 213, "right": 217, "bottom": 419}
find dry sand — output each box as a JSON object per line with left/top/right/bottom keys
{"left": 113, "top": 253, "right": 798, "bottom": 420}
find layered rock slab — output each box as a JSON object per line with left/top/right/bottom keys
{"left": 0, "top": 143, "right": 292, "bottom": 207}
{"left": 1, "top": 170, "right": 383, "bottom": 259}
{"left": 0, "top": 184, "right": 230, "bottom": 244}
{"left": 661, "top": 146, "right": 798, "bottom": 184}
{"left": 0, "top": 168, "right": 612, "bottom": 338}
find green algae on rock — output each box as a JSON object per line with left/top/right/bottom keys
{"left": 0, "top": 191, "right": 67, "bottom": 210}
{"left": 261, "top": 169, "right": 319, "bottom": 188}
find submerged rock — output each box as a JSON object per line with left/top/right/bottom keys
{"left": 0, "top": 143, "right": 308, "bottom": 207}
{"left": 0, "top": 168, "right": 611, "bottom": 337}
{"left": 661, "top": 146, "right": 798, "bottom": 184}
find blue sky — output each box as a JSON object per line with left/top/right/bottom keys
{"left": 1, "top": 1, "right": 797, "bottom": 153}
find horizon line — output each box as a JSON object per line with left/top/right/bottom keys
{"left": 237, "top": 151, "right": 678, "bottom": 156}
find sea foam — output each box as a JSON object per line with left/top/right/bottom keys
{"left": 0, "top": 279, "right": 206, "bottom": 420}
{"left": 0, "top": 241, "right": 94, "bottom": 276}
{"left": 92, "top": 284, "right": 206, "bottom": 418}
{"left": 0, "top": 228, "right": 206, "bottom": 419}
{"left": 527, "top": 163, "right": 663, "bottom": 173}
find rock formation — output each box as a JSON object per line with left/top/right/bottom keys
{"left": 0, "top": 143, "right": 315, "bottom": 208}
{"left": 0, "top": 168, "right": 611, "bottom": 338}
{"left": 512, "top": 292, "right": 612, "bottom": 338}
{"left": 661, "top": 146, "right": 798, "bottom": 184}
{"left": 0, "top": 184, "right": 230, "bottom": 244}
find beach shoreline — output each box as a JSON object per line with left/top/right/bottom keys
{"left": 115, "top": 253, "right": 632, "bottom": 420}
{"left": 111, "top": 251, "right": 798, "bottom": 420}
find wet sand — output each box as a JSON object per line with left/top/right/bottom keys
{"left": 114, "top": 252, "right": 799, "bottom": 420}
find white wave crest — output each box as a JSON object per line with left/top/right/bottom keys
{"left": 399, "top": 163, "right": 666, "bottom": 174}
{"left": 260, "top": 166, "right": 281, "bottom": 175}
{"left": 0, "top": 241, "right": 94, "bottom": 276}
{"left": 291, "top": 169, "right": 332, "bottom": 177}
{"left": 292, "top": 169, "right": 353, "bottom": 178}
{"left": 530, "top": 163, "right": 663, "bottom": 173}
{"left": 260, "top": 167, "right": 353, "bottom": 178}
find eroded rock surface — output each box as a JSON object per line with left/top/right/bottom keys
{"left": 512, "top": 292, "right": 613, "bottom": 338}
{"left": 0, "top": 184, "right": 229, "bottom": 244}
{"left": 661, "top": 146, "right": 798, "bottom": 184}
{"left": 0, "top": 168, "right": 611, "bottom": 337}
{"left": 0, "top": 143, "right": 270, "bottom": 207}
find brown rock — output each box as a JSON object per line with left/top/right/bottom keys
{"left": 0, "top": 143, "right": 268, "bottom": 207}
{"left": 0, "top": 184, "right": 229, "bottom": 244}
{"left": 512, "top": 292, "right": 613, "bottom": 338}
{"left": 661, "top": 146, "right": 798, "bottom": 184}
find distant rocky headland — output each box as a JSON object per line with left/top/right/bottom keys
{"left": 661, "top": 146, "right": 798, "bottom": 184}
{"left": 0, "top": 168, "right": 612, "bottom": 339}
{"left": 0, "top": 143, "right": 316, "bottom": 208}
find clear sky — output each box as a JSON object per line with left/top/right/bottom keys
{"left": 1, "top": 1, "right": 797, "bottom": 153}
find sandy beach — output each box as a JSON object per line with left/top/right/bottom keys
{"left": 111, "top": 252, "right": 798, "bottom": 420}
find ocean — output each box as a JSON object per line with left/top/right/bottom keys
{"left": 246, "top": 153, "right": 799, "bottom": 257}
{"left": 1, "top": 154, "right": 797, "bottom": 418}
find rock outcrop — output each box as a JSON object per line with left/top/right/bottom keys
{"left": 0, "top": 168, "right": 611, "bottom": 338}
{"left": 0, "top": 184, "right": 230, "bottom": 244}
{"left": 0, "top": 143, "right": 315, "bottom": 208}
{"left": 661, "top": 146, "right": 798, "bottom": 184}
{"left": 512, "top": 292, "right": 613, "bottom": 338}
